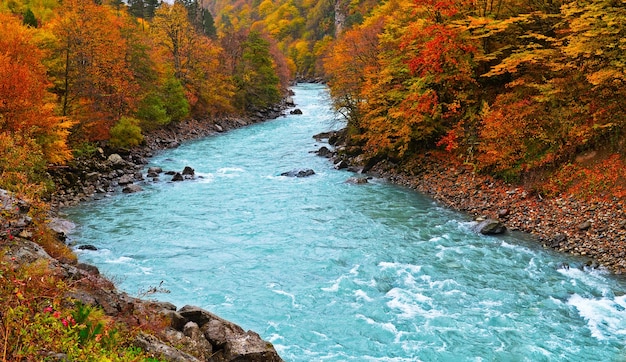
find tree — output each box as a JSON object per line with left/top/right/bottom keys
{"left": 45, "top": 0, "right": 139, "bottom": 142}
{"left": 0, "top": 13, "right": 72, "bottom": 166}
{"left": 233, "top": 31, "right": 281, "bottom": 110}
{"left": 23, "top": 8, "right": 38, "bottom": 27}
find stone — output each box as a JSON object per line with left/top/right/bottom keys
{"left": 346, "top": 177, "right": 369, "bottom": 184}
{"left": 549, "top": 233, "right": 567, "bottom": 248}
{"left": 334, "top": 160, "right": 349, "bottom": 170}
{"left": 177, "top": 305, "right": 282, "bottom": 361}
{"left": 76, "top": 263, "right": 100, "bottom": 275}
{"left": 123, "top": 184, "right": 143, "bottom": 193}
{"left": 134, "top": 333, "right": 201, "bottom": 362}
{"left": 171, "top": 173, "right": 184, "bottom": 182}
{"left": 118, "top": 174, "right": 134, "bottom": 185}
{"left": 85, "top": 172, "right": 101, "bottom": 182}
{"left": 164, "top": 326, "right": 213, "bottom": 361}
{"left": 182, "top": 166, "right": 195, "bottom": 177}
{"left": 474, "top": 218, "right": 506, "bottom": 235}
{"left": 578, "top": 220, "right": 592, "bottom": 231}
{"left": 78, "top": 244, "right": 98, "bottom": 251}
{"left": 280, "top": 169, "right": 315, "bottom": 177}
{"left": 148, "top": 167, "right": 163, "bottom": 174}
{"left": 107, "top": 154, "right": 125, "bottom": 168}
{"left": 316, "top": 146, "right": 332, "bottom": 158}
{"left": 47, "top": 218, "right": 75, "bottom": 241}
{"left": 497, "top": 209, "right": 510, "bottom": 218}
{"left": 290, "top": 108, "right": 303, "bottom": 115}
{"left": 224, "top": 330, "right": 283, "bottom": 362}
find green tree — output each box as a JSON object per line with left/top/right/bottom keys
{"left": 23, "top": 8, "right": 37, "bottom": 27}
{"left": 233, "top": 31, "right": 281, "bottom": 110}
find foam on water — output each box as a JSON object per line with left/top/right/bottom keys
{"left": 65, "top": 84, "right": 626, "bottom": 361}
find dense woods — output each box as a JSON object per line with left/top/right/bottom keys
{"left": 0, "top": 0, "right": 293, "bottom": 203}
{"left": 321, "top": 0, "right": 626, "bottom": 198}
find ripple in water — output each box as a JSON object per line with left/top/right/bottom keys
{"left": 65, "top": 84, "right": 626, "bottom": 361}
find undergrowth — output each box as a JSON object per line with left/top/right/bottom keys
{"left": 0, "top": 249, "right": 161, "bottom": 361}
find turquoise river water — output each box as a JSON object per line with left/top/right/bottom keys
{"left": 65, "top": 83, "right": 626, "bottom": 361}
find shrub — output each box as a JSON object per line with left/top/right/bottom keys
{"left": 136, "top": 94, "right": 170, "bottom": 129}
{"left": 109, "top": 117, "right": 144, "bottom": 150}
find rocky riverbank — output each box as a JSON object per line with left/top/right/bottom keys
{"left": 49, "top": 104, "right": 290, "bottom": 209}
{"left": 320, "top": 130, "right": 626, "bottom": 275}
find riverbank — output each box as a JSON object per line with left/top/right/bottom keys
{"left": 328, "top": 141, "right": 626, "bottom": 274}
{"left": 49, "top": 105, "right": 290, "bottom": 209}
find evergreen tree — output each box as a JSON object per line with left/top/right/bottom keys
{"left": 22, "top": 8, "right": 37, "bottom": 27}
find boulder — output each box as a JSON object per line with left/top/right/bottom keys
{"left": 334, "top": 160, "right": 349, "bottom": 170}
{"left": 172, "top": 173, "right": 184, "bottom": 182}
{"left": 290, "top": 108, "right": 303, "bottom": 115}
{"left": 316, "top": 146, "right": 332, "bottom": 158}
{"left": 177, "top": 305, "right": 282, "bottom": 362}
{"left": 118, "top": 174, "right": 134, "bottom": 185}
{"left": 474, "top": 218, "right": 506, "bottom": 235}
{"left": 107, "top": 154, "right": 126, "bottom": 168}
{"left": 78, "top": 244, "right": 98, "bottom": 251}
{"left": 346, "top": 177, "right": 369, "bottom": 184}
{"left": 280, "top": 169, "right": 315, "bottom": 177}
{"left": 134, "top": 333, "right": 201, "bottom": 362}
{"left": 148, "top": 166, "right": 163, "bottom": 175}
{"left": 182, "top": 166, "right": 195, "bottom": 177}
{"left": 47, "top": 218, "right": 75, "bottom": 241}
{"left": 123, "top": 184, "right": 143, "bottom": 193}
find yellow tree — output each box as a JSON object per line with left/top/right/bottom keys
{"left": 151, "top": 1, "right": 235, "bottom": 116}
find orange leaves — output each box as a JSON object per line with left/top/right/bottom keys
{"left": 46, "top": 0, "right": 139, "bottom": 142}
{"left": 0, "top": 13, "right": 72, "bottom": 166}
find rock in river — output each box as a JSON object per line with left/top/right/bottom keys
{"left": 280, "top": 169, "right": 315, "bottom": 177}
{"left": 474, "top": 218, "right": 506, "bottom": 235}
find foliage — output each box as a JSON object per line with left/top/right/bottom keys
{"left": 0, "top": 13, "right": 73, "bottom": 165}
{"left": 109, "top": 117, "right": 144, "bottom": 150}
{"left": 44, "top": 0, "right": 140, "bottom": 143}
{"left": 0, "top": 252, "right": 156, "bottom": 361}
{"left": 232, "top": 31, "right": 281, "bottom": 110}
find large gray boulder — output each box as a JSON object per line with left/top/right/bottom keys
{"left": 178, "top": 305, "right": 282, "bottom": 362}
{"left": 474, "top": 219, "right": 506, "bottom": 235}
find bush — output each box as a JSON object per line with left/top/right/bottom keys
{"left": 109, "top": 117, "right": 144, "bottom": 150}
{"left": 136, "top": 94, "right": 170, "bottom": 129}
{"left": 162, "top": 77, "right": 190, "bottom": 122}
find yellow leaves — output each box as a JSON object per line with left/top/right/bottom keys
{"left": 586, "top": 68, "right": 624, "bottom": 85}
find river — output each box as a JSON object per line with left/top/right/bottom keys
{"left": 65, "top": 83, "right": 626, "bottom": 361}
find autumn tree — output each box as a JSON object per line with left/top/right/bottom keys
{"left": 0, "top": 13, "right": 72, "bottom": 195}
{"left": 45, "top": 0, "right": 139, "bottom": 143}
{"left": 151, "top": 1, "right": 235, "bottom": 116}
{"left": 322, "top": 13, "right": 384, "bottom": 131}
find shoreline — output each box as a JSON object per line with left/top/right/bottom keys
{"left": 336, "top": 152, "right": 626, "bottom": 275}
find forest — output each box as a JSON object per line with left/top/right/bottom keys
{"left": 1, "top": 0, "right": 625, "bottom": 204}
